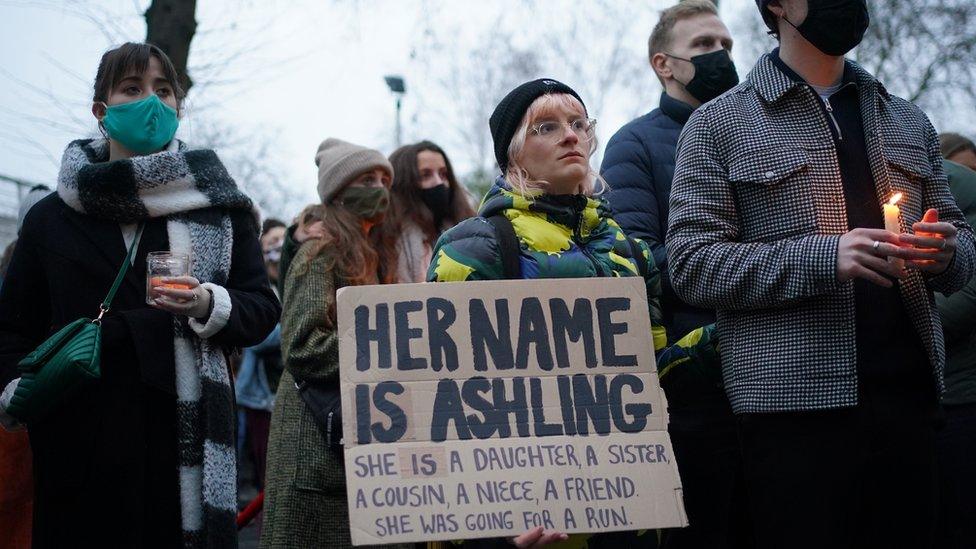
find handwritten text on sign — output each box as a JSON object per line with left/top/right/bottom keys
{"left": 337, "top": 278, "right": 686, "bottom": 545}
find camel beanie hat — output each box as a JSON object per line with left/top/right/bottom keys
{"left": 314, "top": 138, "right": 394, "bottom": 203}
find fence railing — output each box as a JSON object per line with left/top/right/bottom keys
{"left": 0, "top": 173, "right": 48, "bottom": 219}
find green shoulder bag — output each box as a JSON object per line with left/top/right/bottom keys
{"left": 6, "top": 224, "right": 145, "bottom": 424}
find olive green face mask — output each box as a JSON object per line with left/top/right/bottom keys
{"left": 338, "top": 186, "right": 390, "bottom": 219}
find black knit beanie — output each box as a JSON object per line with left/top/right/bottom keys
{"left": 489, "top": 78, "right": 586, "bottom": 173}
{"left": 755, "top": 0, "right": 777, "bottom": 32}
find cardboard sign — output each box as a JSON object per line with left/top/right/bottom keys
{"left": 337, "top": 277, "right": 686, "bottom": 545}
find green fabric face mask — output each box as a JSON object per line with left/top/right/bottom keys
{"left": 339, "top": 186, "right": 390, "bottom": 219}
{"left": 101, "top": 95, "right": 179, "bottom": 155}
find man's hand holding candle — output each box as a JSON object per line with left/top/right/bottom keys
{"left": 838, "top": 228, "right": 908, "bottom": 288}
{"left": 891, "top": 208, "right": 959, "bottom": 275}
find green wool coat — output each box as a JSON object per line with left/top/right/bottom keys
{"left": 937, "top": 160, "right": 976, "bottom": 405}
{"left": 260, "top": 240, "right": 410, "bottom": 549}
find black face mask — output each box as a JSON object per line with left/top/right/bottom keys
{"left": 785, "top": 0, "right": 869, "bottom": 57}
{"left": 668, "top": 49, "right": 739, "bottom": 104}
{"left": 420, "top": 184, "right": 451, "bottom": 228}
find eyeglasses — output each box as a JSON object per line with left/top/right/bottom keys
{"left": 529, "top": 118, "right": 597, "bottom": 143}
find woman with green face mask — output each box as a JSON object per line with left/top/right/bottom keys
{"left": 261, "top": 138, "right": 407, "bottom": 549}
{"left": 0, "top": 43, "right": 281, "bottom": 547}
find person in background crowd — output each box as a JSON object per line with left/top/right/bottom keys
{"left": 0, "top": 237, "right": 30, "bottom": 549}
{"left": 934, "top": 159, "right": 976, "bottom": 549}
{"left": 666, "top": 0, "right": 976, "bottom": 547}
{"left": 0, "top": 185, "right": 48, "bottom": 549}
{"left": 940, "top": 132, "right": 976, "bottom": 172}
{"left": 16, "top": 185, "right": 52, "bottom": 235}
{"left": 261, "top": 138, "right": 409, "bottom": 549}
{"left": 428, "top": 78, "right": 719, "bottom": 549}
{"left": 0, "top": 242, "right": 14, "bottom": 288}
{"left": 601, "top": 2, "right": 749, "bottom": 547}
{"left": 261, "top": 218, "right": 287, "bottom": 292}
{"left": 235, "top": 218, "right": 288, "bottom": 497}
{"left": 0, "top": 185, "right": 51, "bottom": 290}
{"left": 0, "top": 376, "right": 31, "bottom": 549}
{"left": 384, "top": 140, "right": 476, "bottom": 282}
{"left": 0, "top": 42, "right": 280, "bottom": 548}
{"left": 0, "top": 245, "right": 31, "bottom": 549}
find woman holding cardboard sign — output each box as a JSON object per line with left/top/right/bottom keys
{"left": 261, "top": 138, "right": 411, "bottom": 549}
{"left": 427, "top": 78, "right": 718, "bottom": 548}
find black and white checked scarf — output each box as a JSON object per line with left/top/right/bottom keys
{"left": 58, "top": 138, "right": 252, "bottom": 548}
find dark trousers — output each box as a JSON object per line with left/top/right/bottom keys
{"left": 936, "top": 402, "right": 976, "bottom": 549}
{"left": 738, "top": 383, "right": 939, "bottom": 549}
{"left": 244, "top": 407, "right": 272, "bottom": 489}
{"left": 662, "top": 405, "right": 752, "bottom": 549}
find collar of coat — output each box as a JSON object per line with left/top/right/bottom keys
{"left": 660, "top": 92, "right": 695, "bottom": 126}
{"left": 479, "top": 176, "right": 608, "bottom": 237}
{"left": 750, "top": 47, "right": 892, "bottom": 104}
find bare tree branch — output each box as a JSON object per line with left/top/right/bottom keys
{"left": 856, "top": 0, "right": 976, "bottom": 112}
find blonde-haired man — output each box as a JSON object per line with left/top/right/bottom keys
{"left": 601, "top": 2, "right": 749, "bottom": 548}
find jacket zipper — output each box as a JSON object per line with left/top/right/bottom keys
{"left": 809, "top": 81, "right": 855, "bottom": 142}
{"left": 573, "top": 196, "right": 605, "bottom": 276}
{"left": 821, "top": 96, "right": 843, "bottom": 141}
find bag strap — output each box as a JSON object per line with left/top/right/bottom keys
{"left": 96, "top": 223, "right": 145, "bottom": 322}
{"left": 626, "top": 237, "right": 649, "bottom": 279}
{"left": 487, "top": 213, "right": 645, "bottom": 281}
{"left": 487, "top": 214, "right": 521, "bottom": 280}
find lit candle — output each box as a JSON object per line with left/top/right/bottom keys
{"left": 883, "top": 192, "right": 904, "bottom": 271}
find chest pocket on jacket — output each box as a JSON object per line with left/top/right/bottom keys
{"left": 884, "top": 141, "right": 931, "bottom": 224}
{"left": 729, "top": 148, "right": 817, "bottom": 242}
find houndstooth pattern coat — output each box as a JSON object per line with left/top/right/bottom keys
{"left": 666, "top": 53, "right": 976, "bottom": 414}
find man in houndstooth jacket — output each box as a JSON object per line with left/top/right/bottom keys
{"left": 666, "top": 0, "right": 976, "bottom": 547}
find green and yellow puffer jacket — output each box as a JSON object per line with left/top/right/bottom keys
{"left": 427, "top": 178, "right": 719, "bottom": 549}
{"left": 429, "top": 176, "right": 668, "bottom": 349}
{"left": 427, "top": 177, "right": 720, "bottom": 395}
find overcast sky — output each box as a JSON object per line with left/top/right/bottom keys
{"left": 0, "top": 0, "right": 969, "bottom": 220}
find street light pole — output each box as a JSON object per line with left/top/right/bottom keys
{"left": 395, "top": 95, "right": 402, "bottom": 148}
{"left": 384, "top": 75, "right": 406, "bottom": 148}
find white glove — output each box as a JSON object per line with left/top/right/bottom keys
{"left": 0, "top": 378, "right": 25, "bottom": 431}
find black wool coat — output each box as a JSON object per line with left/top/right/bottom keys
{"left": 0, "top": 194, "right": 280, "bottom": 548}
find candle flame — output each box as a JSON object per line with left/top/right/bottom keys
{"left": 888, "top": 192, "right": 903, "bottom": 206}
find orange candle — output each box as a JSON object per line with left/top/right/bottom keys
{"left": 150, "top": 276, "right": 192, "bottom": 290}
